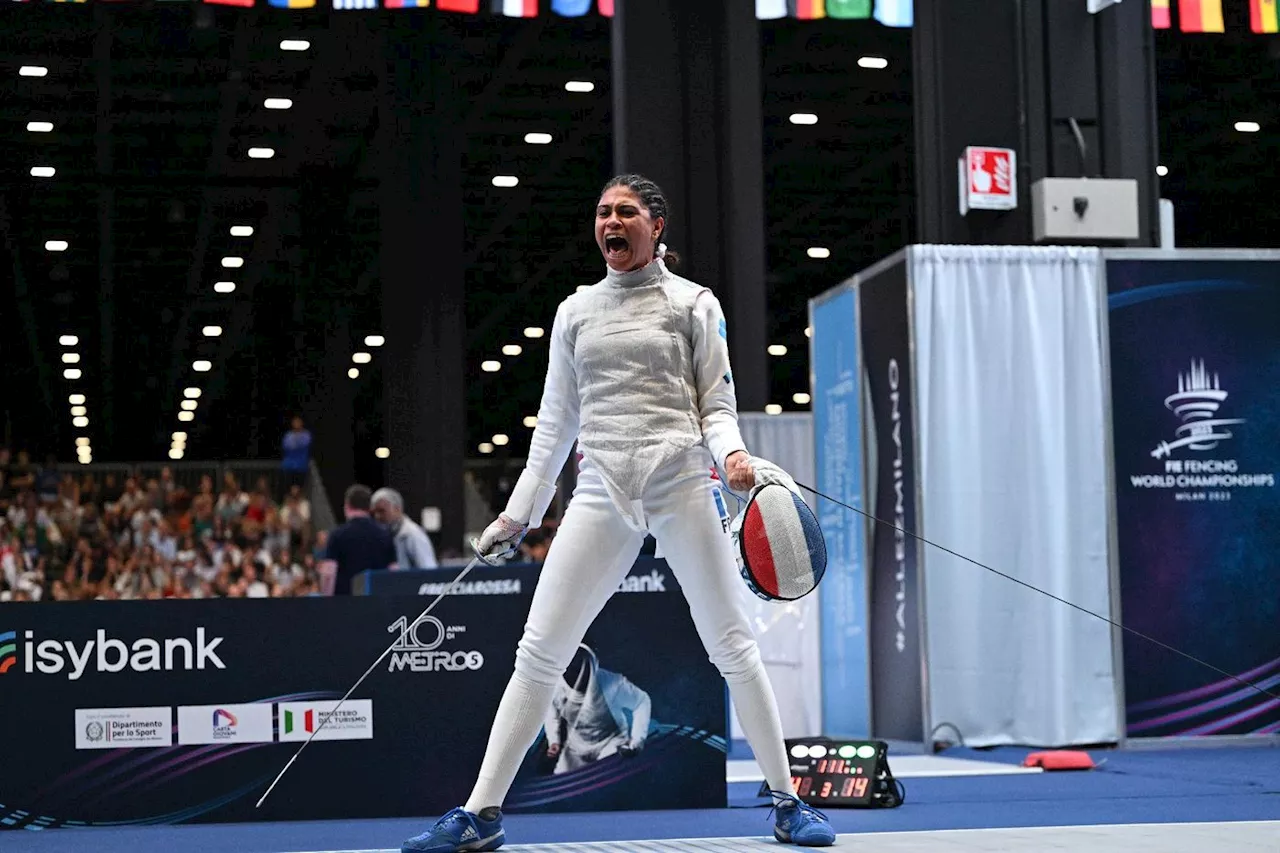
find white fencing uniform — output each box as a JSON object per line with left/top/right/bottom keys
{"left": 464, "top": 259, "right": 794, "bottom": 813}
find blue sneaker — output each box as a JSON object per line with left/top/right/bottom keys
{"left": 770, "top": 793, "right": 836, "bottom": 847}
{"left": 401, "top": 807, "right": 505, "bottom": 852}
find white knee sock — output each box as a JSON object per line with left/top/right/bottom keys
{"left": 464, "top": 671, "right": 555, "bottom": 814}
{"left": 727, "top": 663, "right": 796, "bottom": 805}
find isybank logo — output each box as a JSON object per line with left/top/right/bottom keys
{"left": 12, "top": 628, "right": 225, "bottom": 680}
{"left": 0, "top": 631, "right": 17, "bottom": 674}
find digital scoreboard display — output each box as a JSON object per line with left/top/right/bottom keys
{"left": 760, "top": 738, "right": 901, "bottom": 808}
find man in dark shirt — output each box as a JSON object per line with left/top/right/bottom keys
{"left": 317, "top": 484, "right": 396, "bottom": 596}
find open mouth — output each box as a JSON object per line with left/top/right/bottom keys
{"left": 604, "top": 234, "right": 630, "bottom": 259}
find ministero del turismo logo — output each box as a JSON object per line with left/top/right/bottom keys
{"left": 0, "top": 631, "right": 17, "bottom": 674}
{"left": 1131, "top": 359, "right": 1275, "bottom": 500}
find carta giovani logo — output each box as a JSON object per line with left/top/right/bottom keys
{"left": 19, "top": 628, "right": 225, "bottom": 680}
{"left": 0, "top": 631, "right": 17, "bottom": 675}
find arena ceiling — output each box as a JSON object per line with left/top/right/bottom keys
{"left": 0, "top": 5, "right": 1275, "bottom": 471}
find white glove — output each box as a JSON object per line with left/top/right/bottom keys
{"left": 748, "top": 456, "right": 800, "bottom": 495}
{"left": 472, "top": 514, "right": 528, "bottom": 565}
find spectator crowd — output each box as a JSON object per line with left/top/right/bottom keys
{"left": 0, "top": 446, "right": 325, "bottom": 603}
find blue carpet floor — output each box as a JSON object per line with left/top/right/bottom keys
{"left": 10, "top": 745, "right": 1280, "bottom": 852}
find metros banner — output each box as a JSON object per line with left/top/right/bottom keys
{"left": 1105, "top": 255, "right": 1280, "bottom": 739}
{"left": 0, "top": 559, "right": 725, "bottom": 829}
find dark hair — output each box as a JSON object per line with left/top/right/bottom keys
{"left": 344, "top": 484, "right": 373, "bottom": 511}
{"left": 600, "top": 174, "right": 682, "bottom": 269}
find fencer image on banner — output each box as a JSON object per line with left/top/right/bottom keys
{"left": 1105, "top": 257, "right": 1280, "bottom": 739}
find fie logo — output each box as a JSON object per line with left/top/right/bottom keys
{"left": 1151, "top": 359, "right": 1246, "bottom": 459}
{"left": 0, "top": 631, "right": 16, "bottom": 674}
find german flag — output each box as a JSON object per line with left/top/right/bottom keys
{"left": 789, "top": 0, "right": 825, "bottom": 19}
{"left": 1151, "top": 0, "right": 1171, "bottom": 28}
{"left": 1252, "top": 0, "right": 1279, "bottom": 32}
{"left": 1177, "top": 0, "right": 1224, "bottom": 32}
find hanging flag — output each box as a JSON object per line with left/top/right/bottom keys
{"left": 1151, "top": 0, "right": 1171, "bottom": 27}
{"left": 827, "top": 0, "right": 870, "bottom": 18}
{"left": 551, "top": 0, "right": 591, "bottom": 15}
{"left": 386, "top": 0, "right": 430, "bottom": 6}
{"left": 789, "top": 0, "right": 825, "bottom": 18}
{"left": 203, "top": 0, "right": 255, "bottom": 6}
{"left": 874, "top": 0, "right": 912, "bottom": 26}
{"left": 437, "top": 0, "right": 479, "bottom": 10}
{"left": 1251, "top": 0, "right": 1279, "bottom": 32}
{"left": 757, "top": 0, "right": 788, "bottom": 18}
{"left": 597, "top": 0, "right": 613, "bottom": 16}
{"left": 494, "top": 0, "right": 536, "bottom": 15}
{"left": 333, "top": 0, "right": 375, "bottom": 7}
{"left": 268, "top": 0, "right": 316, "bottom": 7}
{"left": 1177, "top": 0, "right": 1224, "bottom": 31}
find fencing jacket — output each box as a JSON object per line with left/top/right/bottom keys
{"left": 504, "top": 258, "right": 747, "bottom": 529}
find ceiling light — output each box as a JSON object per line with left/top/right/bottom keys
{"left": 60, "top": 335, "right": 79, "bottom": 346}
{"left": 181, "top": 400, "right": 198, "bottom": 411}
{"left": 71, "top": 405, "right": 87, "bottom": 417}
{"left": 68, "top": 393, "right": 85, "bottom": 405}
{"left": 768, "top": 344, "right": 788, "bottom": 356}
{"left": 789, "top": 113, "right": 819, "bottom": 126}
{"left": 45, "top": 240, "right": 68, "bottom": 252}
{"left": 27, "top": 121, "right": 53, "bottom": 133}
{"left": 348, "top": 367, "right": 360, "bottom": 379}
{"left": 221, "top": 257, "right": 243, "bottom": 268}
{"left": 178, "top": 411, "right": 195, "bottom": 422}
{"left": 523, "top": 416, "right": 538, "bottom": 428}
{"left": 793, "top": 392, "right": 812, "bottom": 405}
{"left": 524, "top": 327, "right": 545, "bottom": 339}
{"left": 352, "top": 352, "right": 372, "bottom": 364}
{"left": 857, "top": 56, "right": 889, "bottom": 69}
{"left": 765, "top": 404, "right": 783, "bottom": 415}
{"left": 19, "top": 66, "right": 49, "bottom": 77}
{"left": 492, "top": 175, "right": 519, "bottom": 188}
{"left": 1235, "top": 121, "right": 1261, "bottom": 133}
{"left": 805, "top": 326, "right": 812, "bottom": 338}
{"left": 364, "top": 335, "right": 385, "bottom": 347}
{"left": 248, "top": 147, "right": 275, "bottom": 159}
{"left": 75, "top": 437, "right": 91, "bottom": 448}
{"left": 230, "top": 225, "right": 254, "bottom": 237}
{"left": 502, "top": 344, "right": 522, "bottom": 356}
{"left": 481, "top": 360, "right": 501, "bottom": 373}
{"left": 263, "top": 98, "right": 293, "bottom": 110}
{"left": 524, "top": 132, "right": 553, "bottom": 144}
{"left": 73, "top": 416, "right": 89, "bottom": 428}
{"left": 184, "top": 387, "right": 201, "bottom": 399}
{"left": 61, "top": 353, "right": 80, "bottom": 364}
{"left": 565, "top": 80, "right": 595, "bottom": 93}
{"left": 31, "top": 166, "right": 55, "bottom": 178}
{"left": 78, "top": 455, "right": 92, "bottom": 465}
{"left": 193, "top": 360, "right": 211, "bottom": 372}
{"left": 202, "top": 325, "right": 223, "bottom": 337}
{"left": 807, "top": 247, "right": 831, "bottom": 259}
{"left": 169, "top": 448, "right": 184, "bottom": 460}
{"left": 375, "top": 447, "right": 391, "bottom": 459}
{"left": 1156, "top": 165, "right": 1169, "bottom": 177}
{"left": 77, "top": 446, "right": 92, "bottom": 459}
{"left": 172, "top": 432, "right": 187, "bottom": 441}
{"left": 63, "top": 368, "right": 82, "bottom": 380}
{"left": 478, "top": 442, "right": 494, "bottom": 454}
{"left": 214, "top": 281, "right": 236, "bottom": 294}
{"left": 280, "top": 39, "right": 311, "bottom": 52}
{"left": 493, "top": 434, "right": 509, "bottom": 446}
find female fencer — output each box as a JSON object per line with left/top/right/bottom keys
{"left": 402, "top": 174, "right": 835, "bottom": 851}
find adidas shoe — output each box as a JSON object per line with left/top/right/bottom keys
{"left": 401, "top": 806, "right": 505, "bottom": 853}
{"left": 770, "top": 793, "right": 836, "bottom": 847}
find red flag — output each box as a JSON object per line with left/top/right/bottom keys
{"left": 1151, "top": 0, "right": 1171, "bottom": 28}
{"left": 437, "top": 0, "right": 479, "bottom": 10}
{"left": 597, "top": 0, "right": 612, "bottom": 16}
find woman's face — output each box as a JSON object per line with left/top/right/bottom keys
{"left": 595, "top": 186, "right": 663, "bottom": 272}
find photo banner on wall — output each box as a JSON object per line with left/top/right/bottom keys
{"left": 810, "top": 284, "right": 870, "bottom": 737}
{"left": 0, "top": 559, "right": 725, "bottom": 829}
{"left": 1105, "top": 255, "right": 1280, "bottom": 739}
{"left": 858, "top": 259, "right": 925, "bottom": 743}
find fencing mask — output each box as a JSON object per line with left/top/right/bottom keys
{"left": 730, "top": 458, "right": 828, "bottom": 602}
